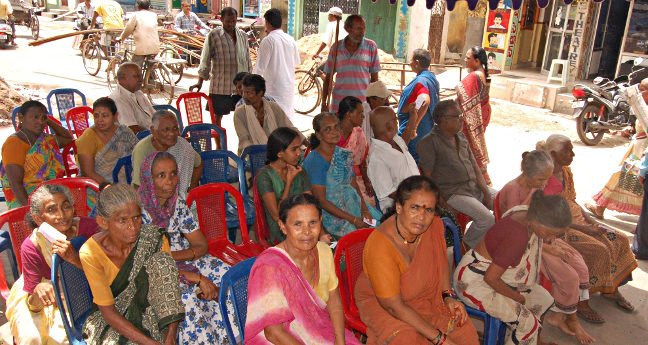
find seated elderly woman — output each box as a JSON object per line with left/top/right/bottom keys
{"left": 245, "top": 193, "right": 361, "bottom": 345}
{"left": 6, "top": 184, "right": 99, "bottom": 344}
{"left": 257, "top": 127, "right": 321, "bottom": 244}
{"left": 497, "top": 150, "right": 596, "bottom": 343}
{"left": 302, "top": 112, "right": 381, "bottom": 239}
{"left": 76, "top": 97, "right": 138, "bottom": 184}
{"left": 80, "top": 184, "right": 185, "bottom": 345}
{"left": 139, "top": 151, "right": 234, "bottom": 344}
{"left": 1, "top": 100, "right": 73, "bottom": 209}
{"left": 355, "top": 176, "right": 479, "bottom": 345}
{"left": 538, "top": 134, "right": 638, "bottom": 313}
{"left": 454, "top": 191, "right": 571, "bottom": 345}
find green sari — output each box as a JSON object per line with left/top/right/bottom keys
{"left": 83, "top": 225, "right": 185, "bottom": 345}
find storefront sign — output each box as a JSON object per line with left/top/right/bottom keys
{"left": 567, "top": 0, "right": 589, "bottom": 77}
{"left": 506, "top": 9, "right": 520, "bottom": 67}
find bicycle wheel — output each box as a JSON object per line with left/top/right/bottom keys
{"left": 106, "top": 57, "right": 122, "bottom": 92}
{"left": 294, "top": 70, "right": 321, "bottom": 114}
{"left": 158, "top": 47, "right": 184, "bottom": 84}
{"left": 144, "top": 63, "right": 175, "bottom": 105}
{"left": 30, "top": 14, "right": 39, "bottom": 40}
{"left": 82, "top": 43, "right": 102, "bottom": 76}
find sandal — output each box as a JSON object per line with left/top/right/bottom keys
{"left": 602, "top": 292, "right": 635, "bottom": 312}
{"left": 577, "top": 309, "right": 605, "bottom": 324}
{"left": 585, "top": 203, "right": 604, "bottom": 220}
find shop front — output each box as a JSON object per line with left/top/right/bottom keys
{"left": 617, "top": 0, "right": 648, "bottom": 77}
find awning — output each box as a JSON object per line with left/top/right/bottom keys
{"left": 386, "top": 0, "right": 606, "bottom": 11}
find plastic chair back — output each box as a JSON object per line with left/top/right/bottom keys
{"left": 152, "top": 104, "right": 184, "bottom": 132}
{"left": 46, "top": 88, "right": 87, "bottom": 127}
{"left": 61, "top": 141, "right": 79, "bottom": 177}
{"left": 11, "top": 106, "right": 20, "bottom": 130}
{"left": 136, "top": 130, "right": 151, "bottom": 140}
{"left": 252, "top": 177, "right": 273, "bottom": 248}
{"left": 112, "top": 155, "right": 133, "bottom": 184}
{"left": 176, "top": 92, "right": 216, "bottom": 125}
{"left": 241, "top": 145, "right": 267, "bottom": 178}
{"left": 334, "top": 228, "right": 374, "bottom": 334}
{"left": 0, "top": 206, "right": 31, "bottom": 277}
{"left": 182, "top": 123, "right": 227, "bottom": 153}
{"left": 65, "top": 106, "right": 93, "bottom": 139}
{"left": 199, "top": 150, "right": 246, "bottom": 192}
{"left": 40, "top": 178, "right": 100, "bottom": 217}
{"left": 52, "top": 251, "right": 93, "bottom": 345}
{"left": 493, "top": 193, "right": 501, "bottom": 220}
{"left": 219, "top": 257, "right": 257, "bottom": 345}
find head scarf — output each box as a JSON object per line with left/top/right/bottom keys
{"left": 138, "top": 151, "right": 179, "bottom": 228}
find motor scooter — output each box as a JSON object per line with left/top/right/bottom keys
{"left": 0, "top": 19, "right": 13, "bottom": 48}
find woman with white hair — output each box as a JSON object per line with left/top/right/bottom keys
{"left": 538, "top": 134, "right": 638, "bottom": 314}
{"left": 6, "top": 184, "right": 99, "bottom": 344}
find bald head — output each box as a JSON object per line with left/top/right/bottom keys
{"left": 116, "top": 62, "right": 143, "bottom": 93}
{"left": 370, "top": 106, "right": 398, "bottom": 139}
{"left": 640, "top": 78, "right": 648, "bottom": 91}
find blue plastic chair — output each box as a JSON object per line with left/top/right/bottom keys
{"left": 182, "top": 123, "right": 227, "bottom": 153}
{"left": 240, "top": 145, "right": 267, "bottom": 181}
{"left": 219, "top": 257, "right": 256, "bottom": 345}
{"left": 112, "top": 155, "right": 133, "bottom": 184}
{"left": 136, "top": 130, "right": 151, "bottom": 140}
{"left": 11, "top": 106, "right": 20, "bottom": 130}
{"left": 51, "top": 237, "right": 92, "bottom": 345}
{"left": 46, "top": 88, "right": 87, "bottom": 129}
{"left": 199, "top": 150, "right": 255, "bottom": 235}
{"left": 153, "top": 104, "right": 184, "bottom": 132}
{"left": 442, "top": 217, "right": 506, "bottom": 345}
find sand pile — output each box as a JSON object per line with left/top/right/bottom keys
{"left": 0, "top": 77, "right": 26, "bottom": 126}
{"left": 296, "top": 34, "right": 410, "bottom": 89}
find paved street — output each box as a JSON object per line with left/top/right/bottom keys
{"left": 0, "top": 16, "right": 647, "bottom": 345}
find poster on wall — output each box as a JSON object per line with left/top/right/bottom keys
{"left": 483, "top": 9, "right": 510, "bottom": 55}
{"left": 487, "top": 52, "right": 505, "bottom": 74}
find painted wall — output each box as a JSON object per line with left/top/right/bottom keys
{"left": 406, "top": 0, "right": 431, "bottom": 59}
{"left": 393, "top": 0, "right": 410, "bottom": 59}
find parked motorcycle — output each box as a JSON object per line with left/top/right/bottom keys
{"left": 570, "top": 60, "right": 648, "bottom": 146}
{"left": 0, "top": 20, "right": 13, "bottom": 48}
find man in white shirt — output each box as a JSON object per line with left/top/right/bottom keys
{"left": 110, "top": 62, "right": 155, "bottom": 134}
{"left": 367, "top": 106, "right": 419, "bottom": 213}
{"left": 361, "top": 80, "right": 392, "bottom": 141}
{"left": 253, "top": 8, "right": 300, "bottom": 121}
{"left": 312, "top": 7, "right": 347, "bottom": 60}
{"left": 117, "top": 0, "right": 160, "bottom": 67}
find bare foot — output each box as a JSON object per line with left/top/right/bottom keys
{"left": 566, "top": 313, "right": 596, "bottom": 344}
{"left": 544, "top": 311, "right": 575, "bottom": 336}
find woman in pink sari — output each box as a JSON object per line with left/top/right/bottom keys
{"left": 337, "top": 96, "right": 376, "bottom": 207}
{"left": 457, "top": 46, "right": 492, "bottom": 185}
{"left": 245, "top": 193, "right": 361, "bottom": 345}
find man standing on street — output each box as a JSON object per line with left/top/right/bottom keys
{"left": 174, "top": 0, "right": 210, "bottom": 35}
{"left": 117, "top": 0, "right": 160, "bottom": 67}
{"left": 253, "top": 8, "right": 300, "bottom": 121}
{"left": 91, "top": 0, "right": 123, "bottom": 54}
{"left": 110, "top": 62, "right": 155, "bottom": 134}
{"left": 322, "top": 14, "right": 380, "bottom": 113}
{"left": 191, "top": 7, "right": 251, "bottom": 127}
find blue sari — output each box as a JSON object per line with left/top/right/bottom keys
{"left": 303, "top": 147, "right": 381, "bottom": 238}
{"left": 397, "top": 70, "right": 440, "bottom": 163}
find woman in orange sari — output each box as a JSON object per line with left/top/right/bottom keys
{"left": 355, "top": 176, "right": 478, "bottom": 345}
{"left": 457, "top": 46, "right": 492, "bottom": 185}
{"left": 538, "top": 134, "right": 638, "bottom": 312}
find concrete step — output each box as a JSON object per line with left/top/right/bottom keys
{"left": 40, "top": 11, "right": 57, "bottom": 19}
{"left": 554, "top": 92, "right": 576, "bottom": 115}
{"left": 49, "top": 8, "right": 69, "bottom": 15}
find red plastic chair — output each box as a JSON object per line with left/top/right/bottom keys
{"left": 334, "top": 227, "right": 374, "bottom": 336}
{"left": 61, "top": 141, "right": 79, "bottom": 177}
{"left": 65, "top": 106, "right": 93, "bottom": 139}
{"left": 187, "top": 183, "right": 265, "bottom": 266}
{"left": 39, "top": 177, "right": 99, "bottom": 218}
{"left": 0, "top": 206, "right": 32, "bottom": 298}
{"left": 252, "top": 176, "right": 274, "bottom": 248}
{"left": 176, "top": 92, "right": 217, "bottom": 125}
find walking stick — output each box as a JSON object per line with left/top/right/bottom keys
{"left": 321, "top": 18, "right": 340, "bottom": 112}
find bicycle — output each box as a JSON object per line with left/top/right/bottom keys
{"left": 81, "top": 32, "right": 119, "bottom": 76}
{"left": 105, "top": 41, "right": 176, "bottom": 105}
{"left": 294, "top": 56, "right": 324, "bottom": 114}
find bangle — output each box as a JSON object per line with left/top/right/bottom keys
{"left": 190, "top": 247, "right": 196, "bottom": 261}
{"left": 26, "top": 295, "right": 43, "bottom": 313}
{"left": 442, "top": 289, "right": 457, "bottom": 300}
{"left": 430, "top": 329, "right": 443, "bottom": 344}
{"left": 438, "top": 333, "right": 447, "bottom": 345}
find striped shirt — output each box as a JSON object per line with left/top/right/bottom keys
{"left": 324, "top": 37, "right": 381, "bottom": 112}
{"left": 174, "top": 11, "right": 209, "bottom": 32}
{"left": 198, "top": 27, "right": 250, "bottom": 95}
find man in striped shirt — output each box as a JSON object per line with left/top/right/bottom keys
{"left": 322, "top": 14, "right": 381, "bottom": 112}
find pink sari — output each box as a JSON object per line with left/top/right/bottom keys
{"left": 338, "top": 127, "right": 375, "bottom": 207}
{"left": 245, "top": 247, "right": 361, "bottom": 345}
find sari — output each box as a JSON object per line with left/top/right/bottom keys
{"left": 91, "top": 125, "right": 138, "bottom": 183}
{"left": 303, "top": 147, "right": 381, "bottom": 238}
{"left": 82, "top": 225, "right": 185, "bottom": 345}
{"left": 397, "top": 70, "right": 440, "bottom": 163}
{"left": 355, "top": 217, "right": 479, "bottom": 345}
{"left": 545, "top": 166, "right": 638, "bottom": 293}
{"left": 337, "top": 127, "right": 375, "bottom": 207}
{"left": 0, "top": 133, "right": 65, "bottom": 209}
{"left": 454, "top": 217, "right": 553, "bottom": 345}
{"left": 456, "top": 72, "right": 491, "bottom": 184}
{"left": 245, "top": 246, "right": 362, "bottom": 345}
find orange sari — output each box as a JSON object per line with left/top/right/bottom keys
{"left": 355, "top": 216, "right": 478, "bottom": 345}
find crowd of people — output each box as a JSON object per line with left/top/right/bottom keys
{"left": 1, "top": 3, "right": 645, "bottom": 345}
